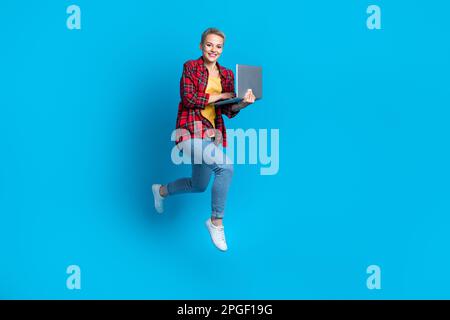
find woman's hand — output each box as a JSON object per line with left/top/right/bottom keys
{"left": 230, "top": 89, "right": 256, "bottom": 112}
{"left": 221, "top": 92, "right": 236, "bottom": 100}
{"left": 242, "top": 89, "right": 256, "bottom": 104}
{"left": 208, "top": 92, "right": 235, "bottom": 104}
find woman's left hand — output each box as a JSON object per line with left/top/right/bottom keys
{"left": 242, "top": 89, "right": 256, "bottom": 104}
{"left": 230, "top": 89, "right": 256, "bottom": 112}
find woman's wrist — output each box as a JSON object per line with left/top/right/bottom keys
{"left": 231, "top": 101, "right": 248, "bottom": 112}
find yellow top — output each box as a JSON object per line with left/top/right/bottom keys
{"left": 201, "top": 76, "right": 222, "bottom": 130}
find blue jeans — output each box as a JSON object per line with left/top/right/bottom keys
{"left": 165, "top": 138, "right": 234, "bottom": 219}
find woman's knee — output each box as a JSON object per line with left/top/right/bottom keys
{"left": 217, "top": 163, "right": 234, "bottom": 178}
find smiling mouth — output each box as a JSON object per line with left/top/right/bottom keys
{"left": 208, "top": 53, "right": 217, "bottom": 57}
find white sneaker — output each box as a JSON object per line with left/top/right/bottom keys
{"left": 152, "top": 184, "right": 165, "bottom": 213}
{"left": 205, "top": 218, "right": 228, "bottom": 251}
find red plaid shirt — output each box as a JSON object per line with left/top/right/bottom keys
{"left": 174, "top": 56, "right": 239, "bottom": 147}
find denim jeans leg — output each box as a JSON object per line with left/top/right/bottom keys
{"left": 166, "top": 139, "right": 212, "bottom": 195}
{"left": 200, "top": 140, "right": 234, "bottom": 218}
{"left": 165, "top": 138, "right": 233, "bottom": 218}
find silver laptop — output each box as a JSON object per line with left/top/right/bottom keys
{"left": 215, "top": 64, "right": 262, "bottom": 106}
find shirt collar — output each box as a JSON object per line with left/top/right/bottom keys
{"left": 196, "top": 56, "right": 225, "bottom": 78}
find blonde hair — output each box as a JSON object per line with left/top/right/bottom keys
{"left": 201, "top": 28, "right": 226, "bottom": 45}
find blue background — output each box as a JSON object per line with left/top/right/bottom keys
{"left": 1, "top": 0, "right": 449, "bottom": 299}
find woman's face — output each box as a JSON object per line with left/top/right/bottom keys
{"left": 200, "top": 34, "right": 224, "bottom": 64}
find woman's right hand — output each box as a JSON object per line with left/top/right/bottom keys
{"left": 208, "top": 92, "right": 235, "bottom": 104}
{"left": 220, "top": 92, "right": 235, "bottom": 100}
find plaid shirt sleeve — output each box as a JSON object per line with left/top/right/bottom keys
{"left": 180, "top": 63, "right": 209, "bottom": 109}
{"left": 220, "top": 70, "right": 240, "bottom": 119}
